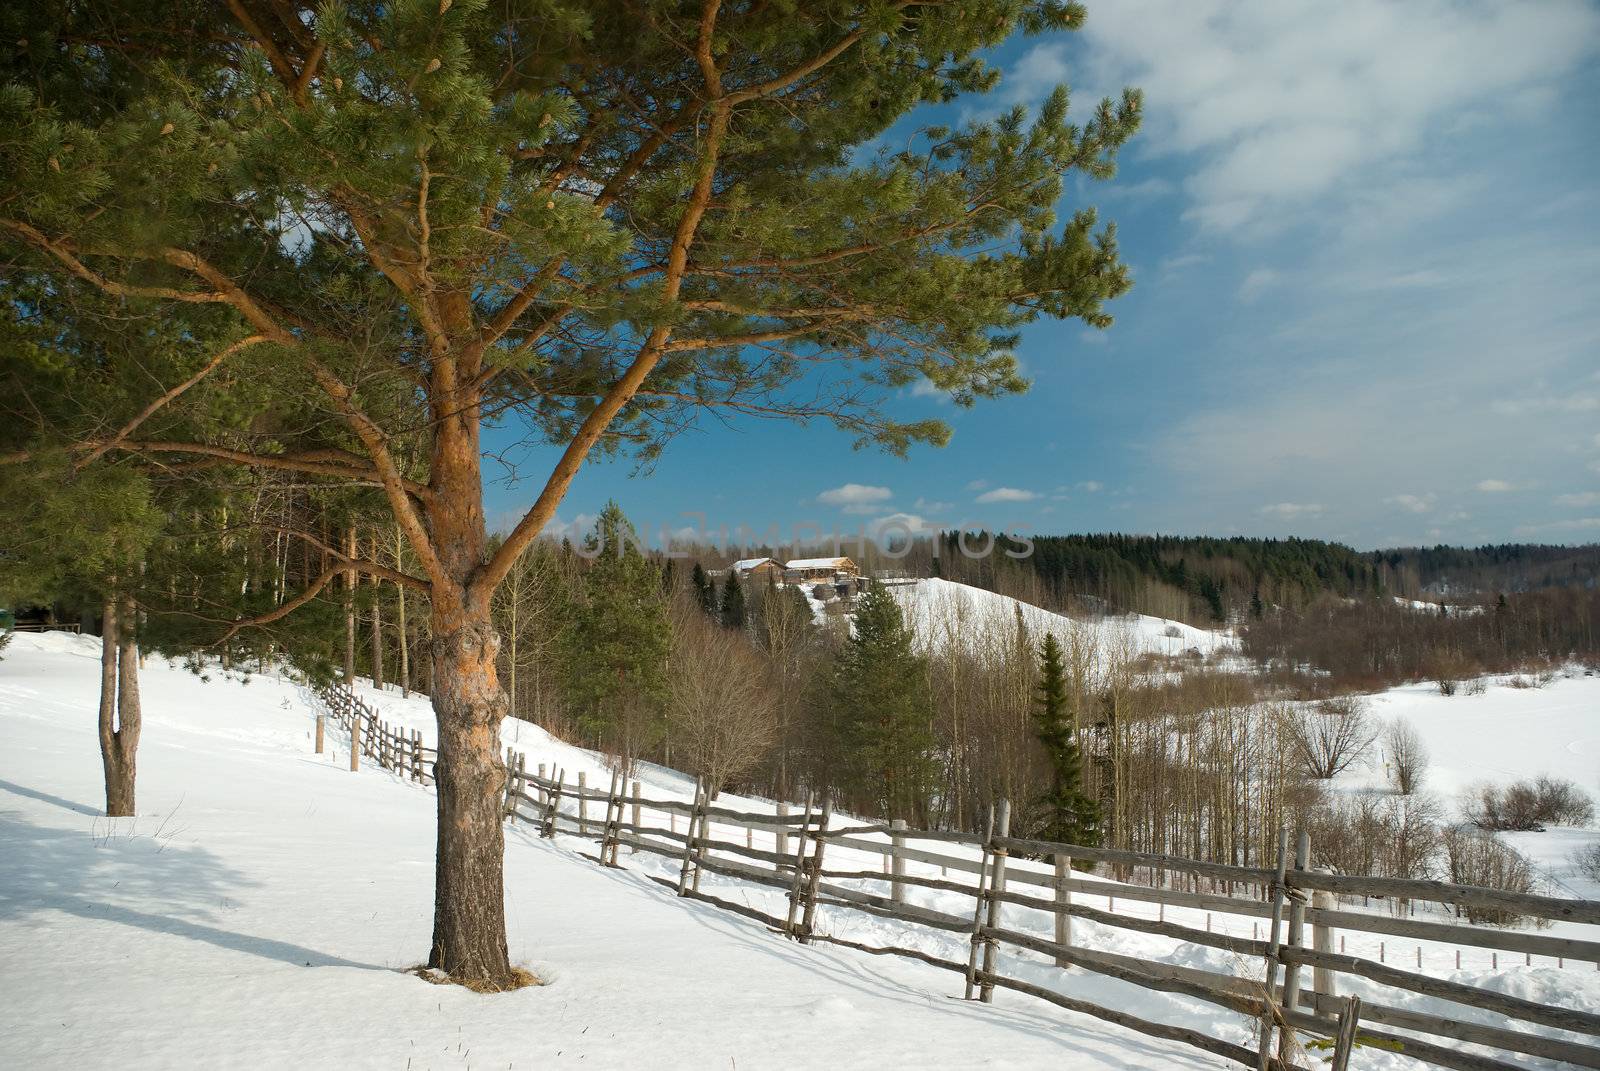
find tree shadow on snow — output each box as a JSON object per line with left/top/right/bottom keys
{"left": 0, "top": 777, "right": 102, "bottom": 817}
{"left": 0, "top": 810, "right": 385, "bottom": 973}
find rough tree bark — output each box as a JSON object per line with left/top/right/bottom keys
{"left": 97, "top": 594, "right": 141, "bottom": 816}
{"left": 423, "top": 363, "right": 515, "bottom": 987}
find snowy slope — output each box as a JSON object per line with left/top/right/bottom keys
{"left": 0, "top": 633, "right": 1221, "bottom": 1070}
{"left": 3, "top": 633, "right": 1597, "bottom": 1070}
{"left": 889, "top": 577, "right": 1230, "bottom": 660}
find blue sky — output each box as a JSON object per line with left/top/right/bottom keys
{"left": 487, "top": 0, "right": 1600, "bottom": 553}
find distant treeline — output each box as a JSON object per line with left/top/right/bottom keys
{"left": 1375, "top": 544, "right": 1600, "bottom": 597}
{"left": 934, "top": 532, "right": 1382, "bottom": 624}
{"left": 930, "top": 532, "right": 1600, "bottom": 627}
{"left": 1242, "top": 588, "right": 1600, "bottom": 690}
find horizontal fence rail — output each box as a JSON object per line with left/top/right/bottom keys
{"left": 309, "top": 684, "right": 1600, "bottom": 1071}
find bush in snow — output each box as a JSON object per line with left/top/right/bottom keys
{"left": 1383, "top": 718, "right": 1429, "bottom": 795}
{"left": 1441, "top": 827, "right": 1540, "bottom": 926}
{"left": 1285, "top": 695, "right": 1377, "bottom": 779}
{"left": 0, "top": 628, "right": 10, "bottom": 660}
{"left": 1573, "top": 842, "right": 1600, "bottom": 884}
{"left": 1464, "top": 777, "right": 1595, "bottom": 831}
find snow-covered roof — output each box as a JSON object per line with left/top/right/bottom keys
{"left": 786, "top": 557, "right": 854, "bottom": 570}
{"left": 732, "top": 557, "right": 779, "bottom": 571}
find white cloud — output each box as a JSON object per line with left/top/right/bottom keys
{"left": 1385, "top": 493, "right": 1435, "bottom": 514}
{"left": 1238, "top": 268, "right": 1280, "bottom": 302}
{"left": 866, "top": 512, "right": 933, "bottom": 541}
{"left": 975, "top": 487, "right": 1039, "bottom": 504}
{"left": 1077, "top": 480, "right": 1105, "bottom": 493}
{"left": 1555, "top": 491, "right": 1600, "bottom": 508}
{"left": 1492, "top": 393, "right": 1600, "bottom": 416}
{"left": 1159, "top": 252, "right": 1210, "bottom": 275}
{"left": 965, "top": 479, "right": 989, "bottom": 492}
{"left": 1475, "top": 479, "right": 1515, "bottom": 493}
{"left": 1259, "top": 502, "right": 1325, "bottom": 519}
{"left": 818, "top": 483, "right": 893, "bottom": 513}
{"left": 1514, "top": 517, "right": 1600, "bottom": 535}
{"left": 1078, "top": 1, "right": 1600, "bottom": 233}
{"left": 914, "top": 497, "right": 953, "bottom": 513}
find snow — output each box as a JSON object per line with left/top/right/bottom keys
{"left": 0, "top": 632, "right": 1214, "bottom": 1069}
{"left": 889, "top": 577, "right": 1230, "bottom": 661}
{"left": 731, "top": 557, "right": 778, "bottom": 572}
{"left": 3, "top": 630, "right": 1597, "bottom": 1069}
{"left": 785, "top": 557, "right": 854, "bottom": 571}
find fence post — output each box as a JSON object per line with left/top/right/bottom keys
{"left": 798, "top": 795, "right": 833, "bottom": 944}
{"left": 777, "top": 802, "right": 791, "bottom": 865}
{"left": 349, "top": 715, "right": 361, "bottom": 772}
{"left": 315, "top": 713, "right": 325, "bottom": 754}
{"left": 979, "top": 798, "right": 1011, "bottom": 1003}
{"left": 1312, "top": 888, "right": 1337, "bottom": 1000}
{"left": 631, "top": 781, "right": 642, "bottom": 852}
{"left": 677, "top": 778, "right": 706, "bottom": 896}
{"left": 1255, "top": 828, "right": 1291, "bottom": 1071}
{"left": 411, "top": 730, "right": 422, "bottom": 783}
{"left": 543, "top": 770, "right": 564, "bottom": 838}
{"left": 783, "top": 793, "right": 815, "bottom": 938}
{"left": 1054, "top": 853, "right": 1073, "bottom": 966}
{"left": 1330, "top": 994, "right": 1362, "bottom": 1071}
{"left": 964, "top": 803, "right": 997, "bottom": 1000}
{"left": 537, "top": 763, "right": 547, "bottom": 807}
{"left": 1278, "top": 832, "right": 1311, "bottom": 1062}
{"left": 600, "top": 770, "right": 620, "bottom": 864}
{"left": 891, "top": 819, "right": 908, "bottom": 905}
{"left": 578, "top": 771, "right": 589, "bottom": 836}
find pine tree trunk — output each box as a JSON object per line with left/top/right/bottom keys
{"left": 422, "top": 373, "right": 517, "bottom": 989}
{"left": 426, "top": 611, "right": 513, "bottom": 986}
{"left": 396, "top": 525, "right": 410, "bottom": 698}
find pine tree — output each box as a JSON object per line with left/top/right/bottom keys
{"left": 720, "top": 571, "right": 747, "bottom": 629}
{"left": 830, "top": 584, "right": 936, "bottom": 820}
{"left": 1032, "top": 632, "right": 1100, "bottom": 849}
{"left": 1, "top": 1, "right": 1141, "bottom": 988}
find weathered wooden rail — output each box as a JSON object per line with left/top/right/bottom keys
{"left": 309, "top": 685, "right": 1600, "bottom": 1071}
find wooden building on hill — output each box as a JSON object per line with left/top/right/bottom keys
{"left": 785, "top": 556, "right": 860, "bottom": 583}
{"left": 730, "top": 557, "right": 783, "bottom": 581}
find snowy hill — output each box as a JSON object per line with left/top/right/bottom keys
{"left": 3, "top": 632, "right": 1598, "bottom": 1069}
{"left": 889, "top": 577, "right": 1230, "bottom": 659}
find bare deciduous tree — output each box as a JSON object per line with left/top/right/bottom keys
{"left": 1384, "top": 718, "right": 1428, "bottom": 795}
{"left": 668, "top": 616, "right": 778, "bottom": 797}
{"left": 1286, "top": 696, "right": 1377, "bottom": 779}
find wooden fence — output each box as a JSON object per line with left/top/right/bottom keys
{"left": 312, "top": 686, "right": 1600, "bottom": 1071}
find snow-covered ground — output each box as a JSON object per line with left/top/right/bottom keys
{"left": 0, "top": 633, "right": 1222, "bottom": 1070}
{"left": 1345, "top": 672, "right": 1600, "bottom": 900}
{"left": 3, "top": 631, "right": 1597, "bottom": 1069}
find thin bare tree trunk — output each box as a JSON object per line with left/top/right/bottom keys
{"left": 395, "top": 525, "right": 410, "bottom": 697}
{"left": 98, "top": 594, "right": 140, "bottom": 816}
{"left": 343, "top": 526, "right": 356, "bottom": 686}
{"left": 370, "top": 535, "right": 384, "bottom": 691}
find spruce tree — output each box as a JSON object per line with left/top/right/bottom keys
{"left": 562, "top": 504, "right": 669, "bottom": 762}
{"left": 1032, "top": 632, "right": 1100, "bottom": 848}
{"left": 692, "top": 563, "right": 717, "bottom": 617}
{"left": 831, "top": 584, "right": 936, "bottom": 820}
{"left": 720, "top": 571, "right": 747, "bottom": 629}
{"left": 1, "top": 1, "right": 1141, "bottom": 988}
